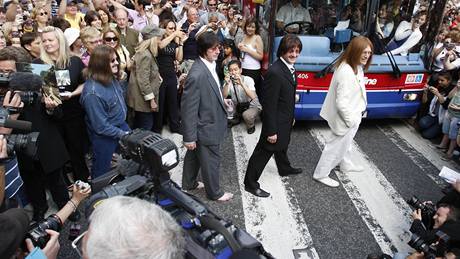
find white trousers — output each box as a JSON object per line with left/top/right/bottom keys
{"left": 313, "top": 123, "right": 360, "bottom": 179}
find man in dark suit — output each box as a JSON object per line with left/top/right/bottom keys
{"left": 181, "top": 32, "right": 233, "bottom": 202}
{"left": 244, "top": 34, "right": 303, "bottom": 198}
{"left": 114, "top": 8, "right": 140, "bottom": 57}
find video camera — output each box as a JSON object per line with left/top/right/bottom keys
{"left": 408, "top": 231, "right": 451, "bottom": 259}
{"left": 407, "top": 196, "right": 437, "bottom": 229}
{"left": 0, "top": 71, "right": 42, "bottom": 108}
{"left": 86, "top": 129, "right": 273, "bottom": 259}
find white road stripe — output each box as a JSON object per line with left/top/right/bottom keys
{"left": 388, "top": 121, "right": 460, "bottom": 172}
{"left": 378, "top": 122, "right": 448, "bottom": 187}
{"left": 309, "top": 126, "right": 412, "bottom": 255}
{"left": 232, "top": 123, "right": 319, "bottom": 259}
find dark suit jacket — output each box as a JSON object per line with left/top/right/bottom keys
{"left": 181, "top": 58, "right": 227, "bottom": 145}
{"left": 260, "top": 58, "right": 296, "bottom": 151}
{"left": 15, "top": 101, "right": 69, "bottom": 173}
{"left": 117, "top": 27, "right": 139, "bottom": 57}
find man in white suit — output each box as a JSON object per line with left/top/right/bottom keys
{"left": 313, "top": 36, "right": 373, "bottom": 188}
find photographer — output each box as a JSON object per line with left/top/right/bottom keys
{"left": 78, "top": 196, "right": 185, "bottom": 259}
{"left": 0, "top": 47, "right": 27, "bottom": 211}
{"left": 0, "top": 183, "right": 90, "bottom": 259}
{"left": 394, "top": 204, "right": 460, "bottom": 259}
{"left": 222, "top": 60, "right": 261, "bottom": 134}
{"left": 0, "top": 47, "right": 72, "bottom": 222}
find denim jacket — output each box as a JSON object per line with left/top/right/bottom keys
{"left": 80, "top": 78, "right": 128, "bottom": 139}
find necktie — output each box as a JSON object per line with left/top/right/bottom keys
{"left": 290, "top": 67, "right": 296, "bottom": 82}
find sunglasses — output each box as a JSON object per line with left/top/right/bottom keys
{"left": 39, "top": 11, "right": 48, "bottom": 16}
{"left": 193, "top": 1, "right": 199, "bottom": 3}
{"left": 167, "top": 27, "right": 175, "bottom": 30}
{"left": 208, "top": 3, "right": 216, "bottom": 6}
{"left": 104, "top": 36, "right": 118, "bottom": 42}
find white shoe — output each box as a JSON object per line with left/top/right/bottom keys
{"left": 314, "top": 177, "right": 340, "bottom": 187}
{"left": 340, "top": 164, "right": 364, "bottom": 173}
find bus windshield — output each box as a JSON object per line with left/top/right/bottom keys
{"left": 265, "top": 0, "right": 429, "bottom": 56}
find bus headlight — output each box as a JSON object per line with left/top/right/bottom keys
{"left": 295, "top": 93, "right": 300, "bottom": 103}
{"left": 403, "top": 93, "right": 418, "bottom": 101}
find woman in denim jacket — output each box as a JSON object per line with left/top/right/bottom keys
{"left": 80, "top": 45, "right": 130, "bottom": 179}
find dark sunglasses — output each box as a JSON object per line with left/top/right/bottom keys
{"left": 39, "top": 11, "right": 48, "bottom": 16}
{"left": 208, "top": 3, "right": 216, "bottom": 6}
{"left": 193, "top": 1, "right": 199, "bottom": 3}
{"left": 104, "top": 36, "right": 118, "bottom": 42}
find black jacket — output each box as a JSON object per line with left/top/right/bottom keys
{"left": 14, "top": 100, "right": 69, "bottom": 173}
{"left": 260, "top": 59, "right": 296, "bottom": 151}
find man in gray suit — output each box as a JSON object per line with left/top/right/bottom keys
{"left": 181, "top": 32, "right": 233, "bottom": 202}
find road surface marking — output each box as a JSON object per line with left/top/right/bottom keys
{"left": 309, "top": 126, "right": 412, "bottom": 255}
{"left": 232, "top": 124, "right": 319, "bottom": 259}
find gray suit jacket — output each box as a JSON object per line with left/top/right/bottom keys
{"left": 181, "top": 58, "right": 227, "bottom": 145}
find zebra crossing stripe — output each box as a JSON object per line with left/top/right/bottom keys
{"left": 309, "top": 126, "right": 412, "bottom": 255}
{"left": 377, "top": 123, "right": 447, "bottom": 187}
{"left": 388, "top": 121, "right": 460, "bottom": 172}
{"left": 232, "top": 124, "right": 319, "bottom": 259}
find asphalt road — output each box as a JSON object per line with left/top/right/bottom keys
{"left": 55, "top": 119, "right": 455, "bottom": 259}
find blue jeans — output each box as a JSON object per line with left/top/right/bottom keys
{"left": 419, "top": 115, "right": 442, "bottom": 139}
{"left": 133, "top": 111, "right": 154, "bottom": 130}
{"left": 89, "top": 123, "right": 129, "bottom": 179}
{"left": 442, "top": 113, "right": 460, "bottom": 140}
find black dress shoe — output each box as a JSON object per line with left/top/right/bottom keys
{"left": 279, "top": 167, "right": 303, "bottom": 177}
{"left": 244, "top": 186, "right": 270, "bottom": 197}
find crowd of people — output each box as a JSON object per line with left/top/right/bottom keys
{"left": 0, "top": 0, "right": 265, "bottom": 256}
{"left": 414, "top": 0, "right": 460, "bottom": 164}
{"left": 0, "top": 0, "right": 459, "bottom": 258}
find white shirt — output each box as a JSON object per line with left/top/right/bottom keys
{"left": 200, "top": 56, "right": 223, "bottom": 100}
{"left": 280, "top": 57, "right": 295, "bottom": 74}
{"left": 389, "top": 21, "right": 423, "bottom": 56}
{"left": 276, "top": 2, "right": 311, "bottom": 28}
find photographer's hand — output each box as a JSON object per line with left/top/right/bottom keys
{"left": 25, "top": 230, "right": 60, "bottom": 259}
{"left": 0, "top": 135, "right": 7, "bottom": 159}
{"left": 71, "top": 184, "right": 91, "bottom": 204}
{"left": 411, "top": 209, "right": 422, "bottom": 221}
{"left": 453, "top": 179, "right": 460, "bottom": 193}
{"left": 3, "top": 91, "right": 24, "bottom": 119}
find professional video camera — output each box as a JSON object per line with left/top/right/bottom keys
{"left": 0, "top": 106, "right": 39, "bottom": 157}
{"left": 86, "top": 129, "right": 274, "bottom": 259}
{"left": 408, "top": 231, "right": 451, "bottom": 259}
{"left": 407, "top": 196, "right": 437, "bottom": 229}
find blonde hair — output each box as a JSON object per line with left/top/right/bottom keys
{"left": 40, "top": 26, "right": 72, "bottom": 69}
{"left": 135, "top": 37, "right": 158, "bottom": 57}
{"left": 80, "top": 26, "right": 102, "bottom": 45}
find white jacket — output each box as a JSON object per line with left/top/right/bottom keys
{"left": 320, "top": 62, "right": 367, "bottom": 136}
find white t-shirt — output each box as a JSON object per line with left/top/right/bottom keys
{"left": 276, "top": 2, "right": 311, "bottom": 29}
{"left": 433, "top": 46, "right": 460, "bottom": 72}
{"left": 227, "top": 75, "right": 261, "bottom": 109}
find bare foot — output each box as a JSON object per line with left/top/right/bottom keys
{"left": 216, "top": 192, "right": 233, "bottom": 202}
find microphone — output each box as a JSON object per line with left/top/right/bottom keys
{"left": 9, "top": 72, "right": 43, "bottom": 91}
